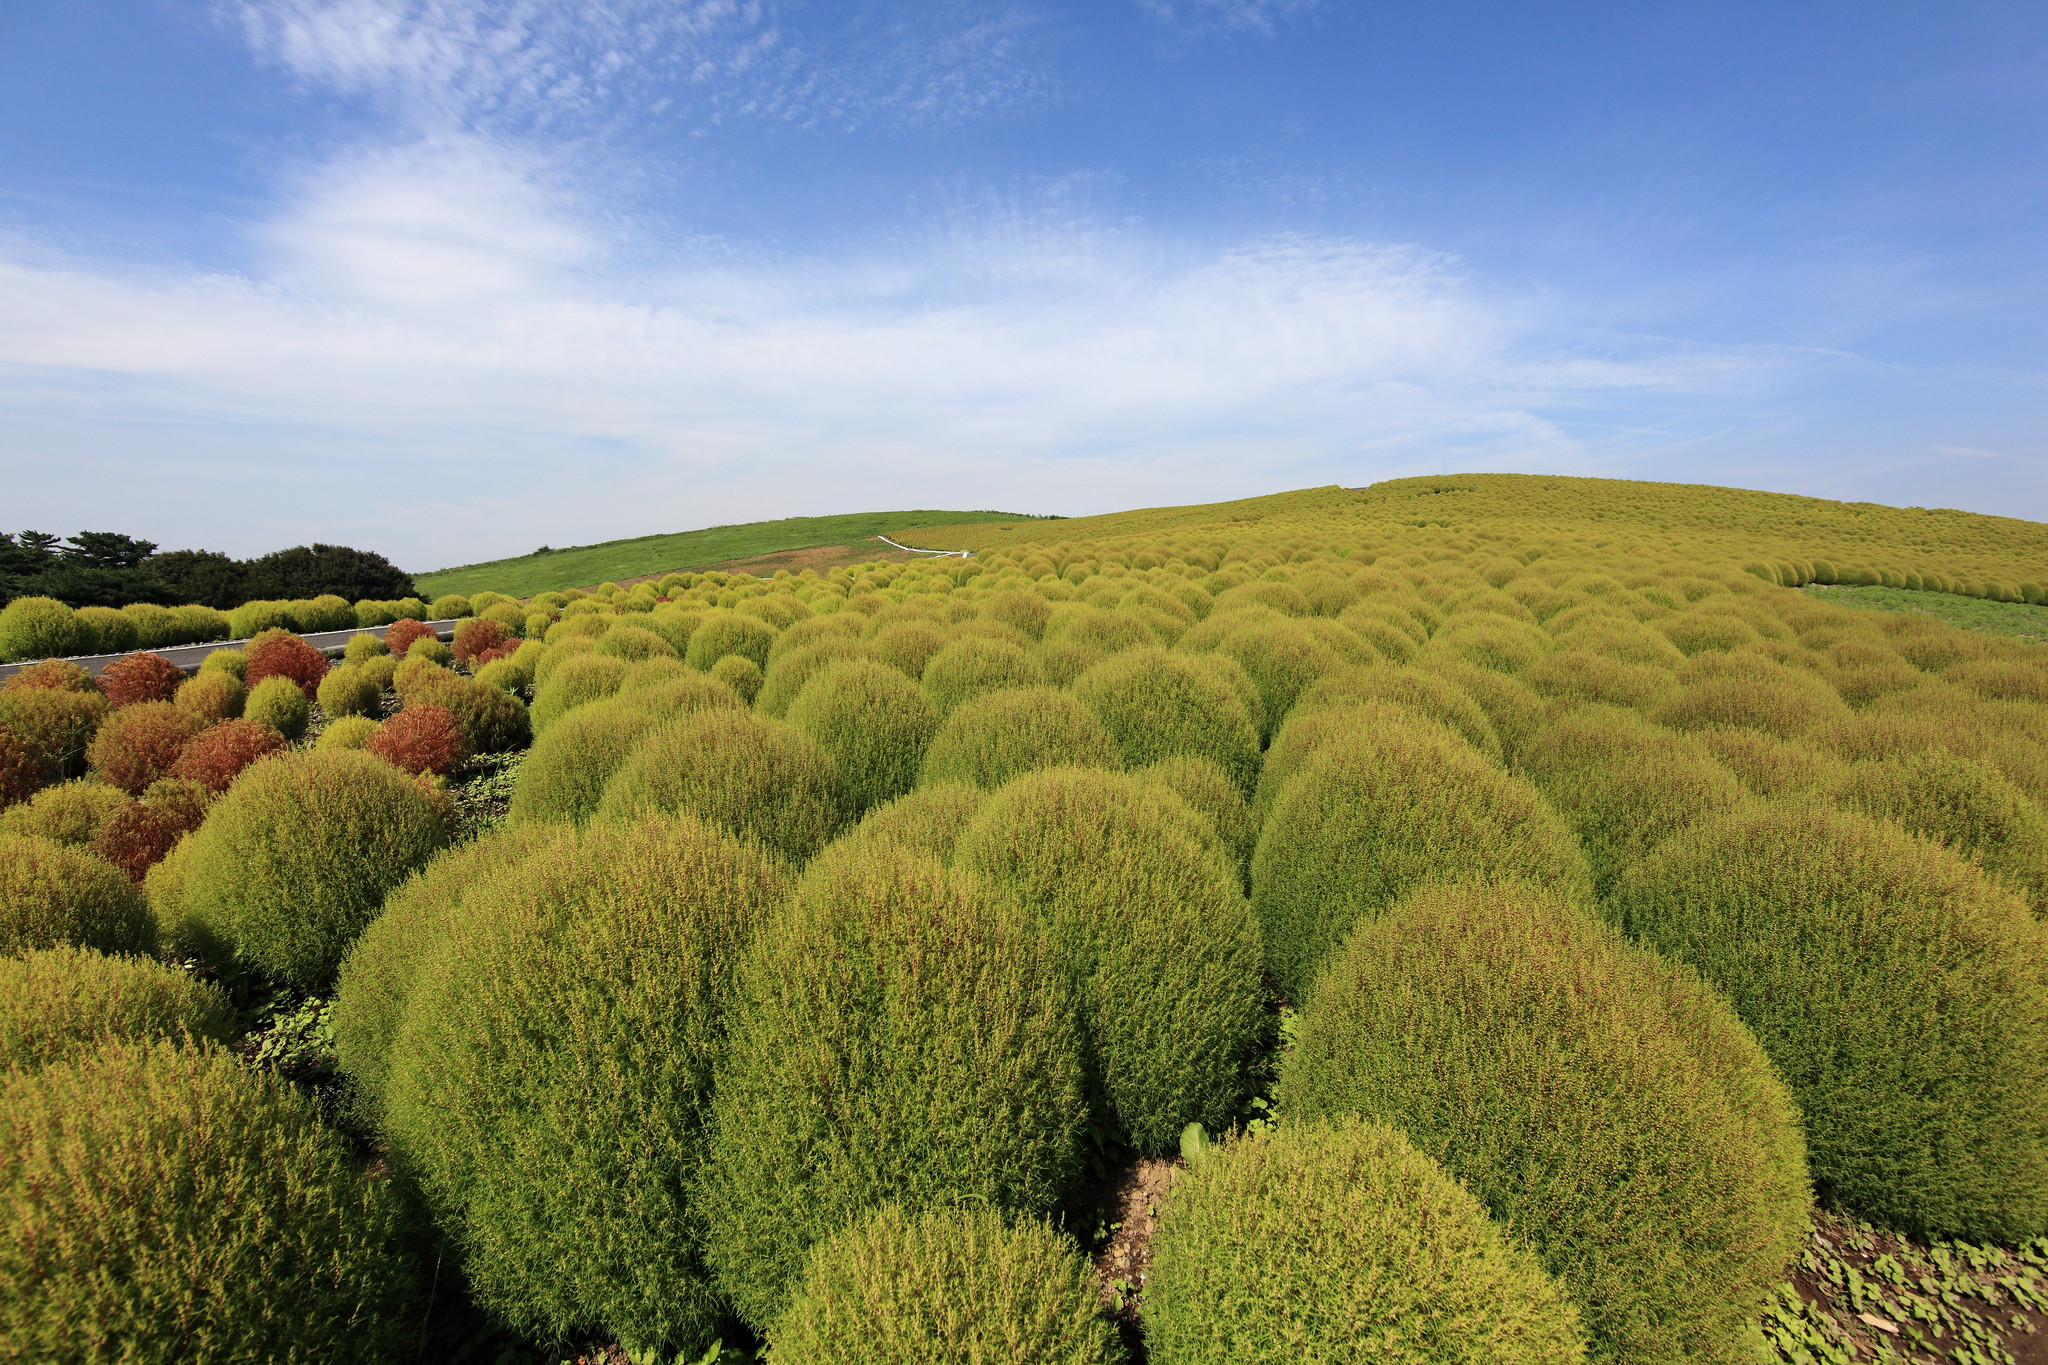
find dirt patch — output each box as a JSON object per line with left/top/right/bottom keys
{"left": 1090, "top": 1155, "right": 1181, "bottom": 1360}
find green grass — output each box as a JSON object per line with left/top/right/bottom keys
{"left": 1801, "top": 585, "right": 2048, "bottom": 644}
{"left": 414, "top": 511, "right": 1050, "bottom": 599}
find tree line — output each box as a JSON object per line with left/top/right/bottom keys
{"left": 0, "top": 532, "right": 418, "bottom": 612}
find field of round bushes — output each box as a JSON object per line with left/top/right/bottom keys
{"left": 4, "top": 516, "right": 2048, "bottom": 1364}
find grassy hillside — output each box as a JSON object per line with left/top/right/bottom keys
{"left": 1805, "top": 584, "right": 2048, "bottom": 644}
{"left": 415, "top": 509, "right": 1053, "bottom": 599}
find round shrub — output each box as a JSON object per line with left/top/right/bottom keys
{"left": 0, "top": 728, "right": 39, "bottom": 810}
{"left": 1281, "top": 881, "right": 1809, "bottom": 1365}
{"left": 0, "top": 681, "right": 107, "bottom": 778}
{"left": 91, "top": 783, "right": 209, "bottom": 882}
{"left": 244, "top": 673, "right": 310, "bottom": 740}
{"left": 1693, "top": 726, "right": 1846, "bottom": 799}
{"left": 406, "top": 635, "right": 452, "bottom": 668}
{"left": 1289, "top": 664, "right": 1503, "bottom": 766}
{"left": 0, "top": 777, "right": 131, "bottom": 845}
{"left": 1610, "top": 804, "right": 2048, "bottom": 1242}
{"left": 699, "top": 841, "right": 1085, "bottom": 1327}
{"left": 0, "top": 945, "right": 234, "bottom": 1071}
{"left": 596, "top": 710, "right": 844, "bottom": 861}
{"left": 316, "top": 715, "right": 380, "bottom": 751}
{"left": 169, "top": 717, "right": 287, "bottom": 793}
{"left": 97, "top": 651, "right": 186, "bottom": 708}
{"left": 1137, "top": 754, "right": 1256, "bottom": 876}
{"left": 85, "top": 701, "right": 203, "bottom": 796}
{"left": 710, "top": 652, "right": 764, "bottom": 704}
{"left": 1, "top": 657, "right": 96, "bottom": 693}
{"left": 757, "top": 638, "right": 875, "bottom": 719}
{"left": 1519, "top": 705, "right": 1749, "bottom": 895}
{"left": 452, "top": 616, "right": 511, "bottom": 668}
{"left": 315, "top": 663, "right": 380, "bottom": 720}
{"left": 198, "top": 646, "right": 247, "bottom": 680}
{"left": 75, "top": 605, "right": 140, "bottom": 655}
{"left": 770, "top": 1202, "right": 1122, "bottom": 1365}
{"left": 957, "top": 769, "right": 1266, "bottom": 1151}
{"left": 342, "top": 631, "right": 388, "bottom": 664}
{"left": 180, "top": 749, "right": 450, "bottom": 988}
{"left": 0, "top": 1042, "right": 419, "bottom": 1364}
{"left": 593, "top": 622, "right": 676, "bottom": 664}
{"left": 0, "top": 595, "right": 87, "bottom": 662}
{"left": 787, "top": 660, "right": 938, "bottom": 814}
{"left": 870, "top": 620, "right": 949, "bottom": 679}
{"left": 1650, "top": 657, "right": 1849, "bottom": 738}
{"left": 1251, "top": 712, "right": 1590, "bottom": 1002}
{"left": 0, "top": 833, "right": 155, "bottom": 955}
{"left": 356, "top": 653, "right": 397, "bottom": 693}
{"left": 404, "top": 674, "right": 529, "bottom": 754}
{"left": 1071, "top": 649, "right": 1261, "bottom": 795}
{"left": 1836, "top": 749, "right": 2048, "bottom": 909}
{"left": 919, "top": 687, "right": 1121, "bottom": 790}
{"left": 1146, "top": 1118, "right": 1587, "bottom": 1365}
{"left": 837, "top": 782, "right": 988, "bottom": 864}
{"left": 228, "top": 598, "right": 296, "bottom": 639}
{"left": 510, "top": 701, "right": 660, "bottom": 825}
{"left": 173, "top": 668, "right": 243, "bottom": 723}
{"left": 243, "top": 628, "right": 329, "bottom": 699}
{"left": 383, "top": 618, "right": 436, "bottom": 658}
{"left": 920, "top": 635, "right": 1044, "bottom": 716}
{"left": 378, "top": 817, "right": 790, "bottom": 1353}
{"left": 684, "top": 609, "right": 776, "bottom": 671}
{"left": 367, "top": 703, "right": 466, "bottom": 776}
{"left": 1527, "top": 649, "right": 1675, "bottom": 709}
{"left": 530, "top": 651, "right": 627, "bottom": 732}
{"left": 1205, "top": 617, "right": 1363, "bottom": 740}
{"left": 429, "top": 593, "right": 471, "bottom": 619}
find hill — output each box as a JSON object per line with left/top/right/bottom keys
{"left": 413, "top": 509, "right": 1054, "bottom": 599}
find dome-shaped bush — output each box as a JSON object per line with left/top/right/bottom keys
{"left": 403, "top": 673, "right": 529, "bottom": 754}
{"left": 0, "top": 595, "right": 87, "bottom": 662}
{"left": 244, "top": 674, "right": 310, "bottom": 741}
{"left": 243, "top": 628, "right": 329, "bottom": 699}
{"left": 1251, "top": 712, "right": 1589, "bottom": 1001}
{"left": 86, "top": 701, "right": 204, "bottom": 795}
{"left": 316, "top": 664, "right": 380, "bottom": 720}
{"left": 710, "top": 652, "right": 764, "bottom": 704}
{"left": 383, "top": 618, "right": 436, "bottom": 658}
{"left": 0, "top": 728, "right": 38, "bottom": 810}
{"left": 683, "top": 609, "right": 776, "bottom": 671}
{"left": 700, "top": 841, "right": 1085, "bottom": 1327}
{"left": 836, "top": 782, "right": 988, "bottom": 864}
{"left": 376, "top": 817, "right": 789, "bottom": 1353}
{"left": 957, "top": 769, "right": 1265, "bottom": 1151}
{"left": 97, "top": 651, "right": 187, "bottom": 708}
{"left": 0, "top": 686, "right": 107, "bottom": 779}
{"left": 1422, "top": 615, "right": 1551, "bottom": 674}
{"left": 198, "top": 647, "right": 247, "bottom": 681}
{"left": 0, "top": 945, "right": 234, "bottom": 1071}
{"left": 1280, "top": 881, "right": 1809, "bottom": 1365}
{"left": 508, "top": 699, "right": 658, "bottom": 825}
{"left": 1836, "top": 749, "right": 2048, "bottom": 909}
{"left": 1650, "top": 656, "right": 1849, "bottom": 738}
{"left": 91, "top": 780, "right": 209, "bottom": 882}
{"left": 428, "top": 593, "right": 471, "bottom": 620}
{"left": 0, "top": 777, "right": 131, "bottom": 845}
{"left": 343, "top": 631, "right": 388, "bottom": 664}
{"left": 173, "top": 668, "right": 243, "bottom": 723}
{"left": 1071, "top": 649, "right": 1262, "bottom": 795}
{"left": 404, "top": 635, "right": 452, "bottom": 668}
{"left": 786, "top": 660, "right": 938, "bottom": 814}
{"left": 919, "top": 687, "right": 1121, "bottom": 790}
{"left": 592, "top": 622, "right": 675, "bottom": 664}
{"left": 920, "top": 635, "right": 1044, "bottom": 717}
{"left": 1201, "top": 618, "right": 1362, "bottom": 741}
{"left": 315, "top": 715, "right": 379, "bottom": 751}
{"left": 983, "top": 589, "right": 1052, "bottom": 640}
{"left": 168, "top": 717, "right": 286, "bottom": 793}
{"left": 367, "top": 703, "right": 465, "bottom": 775}
{"left": 1527, "top": 649, "right": 1676, "bottom": 709}
{"left": 1519, "top": 706, "right": 1749, "bottom": 895}
{"left": 1137, "top": 754, "right": 1256, "bottom": 876}
{"left": 0, "top": 832, "right": 155, "bottom": 956}
{"left": 1289, "top": 664, "right": 1503, "bottom": 765}
{"left": 596, "top": 709, "right": 844, "bottom": 861}
{"left": 1, "top": 657, "right": 96, "bottom": 693}
{"left": 1610, "top": 805, "right": 2048, "bottom": 1243}
{"left": 756, "top": 638, "right": 875, "bottom": 718}
{"left": 180, "top": 750, "right": 449, "bottom": 988}
{"left": 0, "top": 1042, "right": 418, "bottom": 1363}
{"left": 770, "top": 1202, "right": 1122, "bottom": 1365}
{"left": 530, "top": 651, "right": 627, "bottom": 733}
{"left": 452, "top": 616, "right": 514, "bottom": 668}
{"left": 1146, "top": 1118, "right": 1588, "bottom": 1365}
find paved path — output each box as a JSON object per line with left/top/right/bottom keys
{"left": 0, "top": 620, "right": 463, "bottom": 680}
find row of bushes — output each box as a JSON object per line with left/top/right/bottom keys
{"left": 0, "top": 591, "right": 513, "bottom": 664}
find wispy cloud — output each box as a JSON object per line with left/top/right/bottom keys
{"left": 1134, "top": 0, "right": 1322, "bottom": 38}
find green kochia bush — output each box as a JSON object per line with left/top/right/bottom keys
{"left": 508, "top": 700, "right": 659, "bottom": 825}
{"left": 957, "top": 769, "right": 1265, "bottom": 1150}
{"left": 0, "top": 1042, "right": 418, "bottom": 1364}
{"left": 919, "top": 635, "right": 1044, "bottom": 716}
{"left": 1137, "top": 755, "right": 1256, "bottom": 877}
{"left": 529, "top": 652, "right": 627, "bottom": 733}
{"left": 918, "top": 687, "right": 1121, "bottom": 790}
{"left": 0, "top": 833, "right": 155, "bottom": 956}
{"left": 0, "top": 595, "right": 88, "bottom": 662}
{"left": 756, "top": 638, "right": 874, "bottom": 718}
{"left": 1835, "top": 749, "right": 2048, "bottom": 910}
{"left": 837, "top": 782, "right": 988, "bottom": 865}
{"left": 376, "top": 818, "right": 790, "bottom": 1354}
{"left": 1611, "top": 805, "right": 2048, "bottom": 1243}
{"left": 1280, "top": 882, "right": 1809, "bottom": 1365}
{"left": 699, "top": 841, "right": 1085, "bottom": 1328}
{"left": 0, "top": 945, "right": 235, "bottom": 1071}
{"left": 786, "top": 660, "right": 938, "bottom": 814}
{"left": 180, "top": 750, "right": 449, "bottom": 988}
{"left": 684, "top": 609, "right": 776, "bottom": 671}
{"left": 245, "top": 674, "right": 311, "bottom": 741}
{"left": 769, "top": 1203, "right": 1123, "bottom": 1365}
{"left": 597, "top": 710, "right": 844, "bottom": 861}
{"left": 1146, "top": 1118, "right": 1588, "bottom": 1365}
{"left": 1071, "top": 649, "right": 1261, "bottom": 795}
{"left": 1250, "top": 713, "right": 1590, "bottom": 1002}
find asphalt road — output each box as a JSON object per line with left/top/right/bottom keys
{"left": 0, "top": 619, "right": 463, "bottom": 680}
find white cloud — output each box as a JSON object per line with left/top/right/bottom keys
{"left": 1134, "top": 0, "right": 1322, "bottom": 37}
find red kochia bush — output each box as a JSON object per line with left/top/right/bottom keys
{"left": 92, "top": 786, "right": 209, "bottom": 882}
{"left": 98, "top": 652, "right": 187, "bottom": 708}
{"left": 0, "top": 730, "right": 40, "bottom": 809}
{"left": 368, "top": 705, "right": 466, "bottom": 776}
{"left": 1, "top": 659, "right": 97, "bottom": 695}
{"left": 384, "top": 619, "right": 437, "bottom": 659}
{"left": 452, "top": 618, "right": 511, "bottom": 669}
{"left": 86, "top": 703, "right": 204, "bottom": 796}
{"left": 244, "top": 629, "right": 330, "bottom": 700}
{"left": 169, "top": 719, "right": 287, "bottom": 794}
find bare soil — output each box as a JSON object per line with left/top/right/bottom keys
{"left": 1089, "top": 1155, "right": 1182, "bottom": 1362}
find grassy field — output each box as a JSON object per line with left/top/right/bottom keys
{"left": 1803, "top": 584, "right": 2048, "bottom": 644}
{"left": 414, "top": 509, "right": 1053, "bottom": 599}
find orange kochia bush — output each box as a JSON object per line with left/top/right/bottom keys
{"left": 244, "top": 629, "right": 330, "bottom": 699}
{"left": 1, "top": 659, "right": 96, "bottom": 695}
{"left": 170, "top": 719, "right": 288, "bottom": 794}
{"left": 452, "top": 618, "right": 511, "bottom": 669}
{"left": 384, "top": 619, "right": 438, "bottom": 659}
{"left": 368, "top": 704, "right": 466, "bottom": 776}
{"left": 86, "top": 703, "right": 205, "bottom": 796}
{"left": 0, "top": 729, "right": 40, "bottom": 809}
{"left": 91, "top": 780, "right": 212, "bottom": 881}
{"left": 97, "top": 652, "right": 188, "bottom": 708}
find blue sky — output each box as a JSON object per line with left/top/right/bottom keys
{"left": 1, "top": 0, "right": 2042, "bottom": 569}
